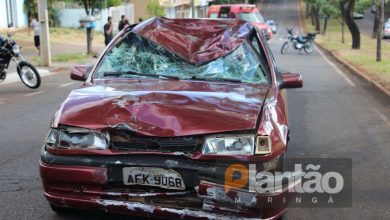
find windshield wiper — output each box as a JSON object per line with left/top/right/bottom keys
{"left": 103, "top": 71, "right": 180, "bottom": 80}
{"left": 190, "top": 76, "right": 242, "bottom": 83}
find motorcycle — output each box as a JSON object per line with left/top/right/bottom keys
{"left": 281, "top": 28, "right": 318, "bottom": 55}
{"left": 0, "top": 31, "right": 41, "bottom": 89}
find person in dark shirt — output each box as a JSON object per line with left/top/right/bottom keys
{"left": 104, "top": 16, "right": 113, "bottom": 46}
{"left": 118, "top": 15, "right": 126, "bottom": 31}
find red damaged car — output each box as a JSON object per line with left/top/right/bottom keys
{"left": 40, "top": 18, "right": 302, "bottom": 219}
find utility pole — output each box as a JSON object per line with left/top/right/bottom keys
{"left": 38, "top": 0, "right": 51, "bottom": 66}
{"left": 376, "top": 0, "right": 384, "bottom": 62}
{"left": 191, "top": 0, "right": 195, "bottom": 18}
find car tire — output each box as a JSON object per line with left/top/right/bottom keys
{"left": 50, "top": 203, "right": 77, "bottom": 215}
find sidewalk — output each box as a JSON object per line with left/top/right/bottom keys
{"left": 3, "top": 35, "right": 105, "bottom": 85}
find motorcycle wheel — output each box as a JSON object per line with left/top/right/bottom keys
{"left": 304, "top": 41, "right": 314, "bottom": 54}
{"left": 281, "top": 42, "right": 289, "bottom": 54}
{"left": 17, "top": 61, "right": 41, "bottom": 89}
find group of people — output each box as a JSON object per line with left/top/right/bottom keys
{"left": 104, "top": 15, "right": 142, "bottom": 46}
{"left": 29, "top": 14, "right": 143, "bottom": 52}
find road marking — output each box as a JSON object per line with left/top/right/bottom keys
{"left": 60, "top": 82, "right": 76, "bottom": 87}
{"left": 24, "top": 90, "right": 45, "bottom": 97}
{"left": 373, "top": 107, "right": 390, "bottom": 128}
{"left": 315, "top": 47, "right": 356, "bottom": 87}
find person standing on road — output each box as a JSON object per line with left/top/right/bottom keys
{"left": 118, "top": 15, "right": 126, "bottom": 32}
{"left": 104, "top": 16, "right": 113, "bottom": 46}
{"left": 29, "top": 15, "right": 40, "bottom": 55}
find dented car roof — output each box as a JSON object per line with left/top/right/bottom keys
{"left": 131, "top": 17, "right": 253, "bottom": 64}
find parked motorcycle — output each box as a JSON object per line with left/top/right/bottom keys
{"left": 281, "top": 28, "right": 318, "bottom": 55}
{"left": 0, "top": 32, "right": 41, "bottom": 89}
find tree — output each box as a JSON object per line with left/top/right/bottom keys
{"left": 320, "top": 1, "right": 339, "bottom": 35}
{"left": 341, "top": 0, "right": 360, "bottom": 49}
{"left": 24, "top": 0, "right": 60, "bottom": 27}
{"left": 146, "top": 0, "right": 165, "bottom": 17}
{"left": 64, "top": 0, "right": 123, "bottom": 54}
{"left": 372, "top": 0, "right": 389, "bottom": 38}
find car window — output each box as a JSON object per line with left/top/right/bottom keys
{"left": 210, "top": 13, "right": 218, "bottom": 18}
{"left": 238, "top": 12, "right": 265, "bottom": 23}
{"left": 94, "top": 32, "right": 269, "bottom": 84}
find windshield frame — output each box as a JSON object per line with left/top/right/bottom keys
{"left": 91, "top": 28, "right": 271, "bottom": 85}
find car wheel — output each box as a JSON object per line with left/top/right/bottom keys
{"left": 50, "top": 203, "right": 77, "bottom": 215}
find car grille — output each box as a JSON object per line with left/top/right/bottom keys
{"left": 111, "top": 135, "right": 201, "bottom": 153}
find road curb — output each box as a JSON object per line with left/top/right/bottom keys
{"left": 315, "top": 42, "right": 390, "bottom": 97}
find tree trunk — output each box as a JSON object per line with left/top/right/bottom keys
{"left": 376, "top": 0, "right": 384, "bottom": 62}
{"left": 306, "top": 3, "right": 310, "bottom": 19}
{"left": 312, "top": 5, "right": 320, "bottom": 32}
{"left": 343, "top": 0, "right": 360, "bottom": 49}
{"left": 322, "top": 16, "right": 328, "bottom": 35}
{"left": 86, "top": 28, "right": 92, "bottom": 54}
{"left": 311, "top": 6, "right": 315, "bottom": 25}
{"left": 372, "top": 7, "right": 380, "bottom": 39}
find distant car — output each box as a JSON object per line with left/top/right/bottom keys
{"left": 383, "top": 23, "right": 390, "bottom": 39}
{"left": 353, "top": 12, "right": 364, "bottom": 19}
{"left": 207, "top": 4, "right": 273, "bottom": 40}
{"left": 266, "top": 19, "right": 277, "bottom": 34}
{"left": 39, "top": 17, "right": 303, "bottom": 219}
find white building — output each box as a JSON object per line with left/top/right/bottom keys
{"left": 0, "top": 0, "right": 28, "bottom": 28}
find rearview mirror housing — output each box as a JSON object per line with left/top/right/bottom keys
{"left": 280, "top": 72, "right": 303, "bottom": 89}
{"left": 70, "top": 65, "right": 92, "bottom": 81}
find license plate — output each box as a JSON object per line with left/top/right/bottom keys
{"left": 122, "top": 167, "right": 185, "bottom": 190}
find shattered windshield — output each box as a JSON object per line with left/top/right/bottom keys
{"left": 94, "top": 33, "right": 269, "bottom": 84}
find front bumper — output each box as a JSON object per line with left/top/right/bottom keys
{"left": 40, "top": 148, "right": 299, "bottom": 219}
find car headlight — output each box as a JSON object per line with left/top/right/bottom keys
{"left": 202, "top": 134, "right": 272, "bottom": 155}
{"left": 12, "top": 45, "right": 19, "bottom": 54}
{"left": 45, "top": 127, "right": 109, "bottom": 150}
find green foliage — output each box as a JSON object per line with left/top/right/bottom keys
{"left": 23, "top": 0, "right": 38, "bottom": 18}
{"left": 321, "top": 0, "right": 339, "bottom": 17}
{"left": 64, "top": 0, "right": 102, "bottom": 15}
{"left": 23, "top": 0, "right": 60, "bottom": 27}
{"left": 355, "top": 0, "right": 372, "bottom": 13}
{"left": 107, "top": 0, "right": 124, "bottom": 7}
{"left": 147, "top": 0, "right": 165, "bottom": 17}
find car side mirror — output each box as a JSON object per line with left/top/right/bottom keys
{"left": 280, "top": 72, "right": 303, "bottom": 89}
{"left": 70, "top": 65, "right": 92, "bottom": 81}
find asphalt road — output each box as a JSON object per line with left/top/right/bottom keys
{"left": 0, "top": 0, "right": 389, "bottom": 219}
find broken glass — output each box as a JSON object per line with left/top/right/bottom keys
{"left": 94, "top": 33, "right": 269, "bottom": 84}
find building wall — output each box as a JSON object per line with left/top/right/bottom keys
{"left": 58, "top": 4, "right": 134, "bottom": 33}
{"left": 0, "top": 0, "right": 28, "bottom": 28}
{"left": 128, "top": 0, "right": 149, "bottom": 22}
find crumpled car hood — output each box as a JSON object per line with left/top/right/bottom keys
{"left": 53, "top": 79, "right": 268, "bottom": 137}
